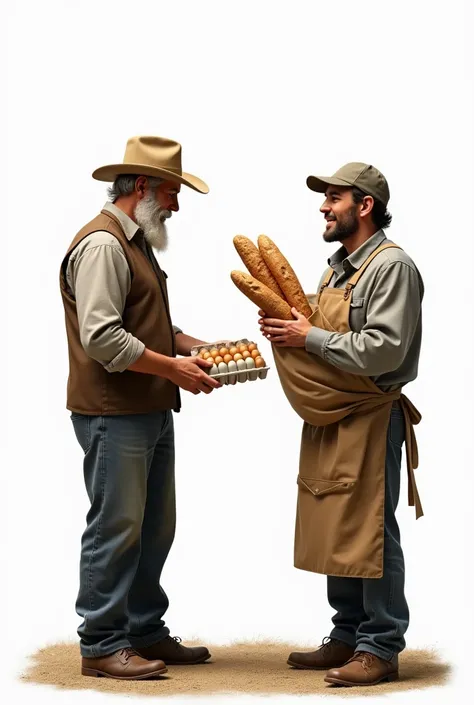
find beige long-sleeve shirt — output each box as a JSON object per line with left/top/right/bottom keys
{"left": 305, "top": 230, "right": 424, "bottom": 392}
{"left": 65, "top": 202, "right": 182, "bottom": 373}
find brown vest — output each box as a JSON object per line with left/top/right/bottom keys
{"left": 59, "top": 209, "right": 181, "bottom": 415}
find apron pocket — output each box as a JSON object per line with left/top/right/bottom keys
{"left": 297, "top": 476, "right": 355, "bottom": 497}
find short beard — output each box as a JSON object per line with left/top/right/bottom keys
{"left": 134, "top": 190, "right": 172, "bottom": 251}
{"left": 323, "top": 205, "right": 359, "bottom": 243}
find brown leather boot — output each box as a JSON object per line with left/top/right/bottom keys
{"left": 324, "top": 651, "right": 399, "bottom": 686}
{"left": 81, "top": 647, "right": 167, "bottom": 680}
{"left": 287, "top": 637, "right": 355, "bottom": 670}
{"left": 136, "top": 636, "right": 211, "bottom": 665}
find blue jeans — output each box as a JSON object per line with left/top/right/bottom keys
{"left": 71, "top": 410, "right": 175, "bottom": 658}
{"left": 327, "top": 405, "right": 409, "bottom": 662}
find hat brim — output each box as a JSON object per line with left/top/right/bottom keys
{"left": 92, "top": 163, "right": 209, "bottom": 194}
{"left": 306, "top": 175, "right": 354, "bottom": 193}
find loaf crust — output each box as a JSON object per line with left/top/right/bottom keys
{"left": 257, "top": 235, "right": 312, "bottom": 318}
{"left": 231, "top": 271, "right": 293, "bottom": 319}
{"left": 233, "top": 235, "right": 284, "bottom": 297}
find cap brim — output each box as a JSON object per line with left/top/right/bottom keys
{"left": 92, "top": 163, "right": 209, "bottom": 194}
{"left": 306, "top": 175, "right": 353, "bottom": 193}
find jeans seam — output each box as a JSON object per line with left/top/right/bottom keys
{"left": 86, "top": 416, "right": 106, "bottom": 659}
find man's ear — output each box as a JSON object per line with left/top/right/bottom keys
{"left": 359, "top": 195, "right": 374, "bottom": 219}
{"left": 135, "top": 176, "right": 147, "bottom": 199}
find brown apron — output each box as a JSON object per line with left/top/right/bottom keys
{"left": 271, "top": 243, "right": 423, "bottom": 579}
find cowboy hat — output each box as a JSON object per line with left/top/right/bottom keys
{"left": 92, "top": 135, "right": 209, "bottom": 194}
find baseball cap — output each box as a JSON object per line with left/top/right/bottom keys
{"left": 306, "top": 162, "right": 390, "bottom": 206}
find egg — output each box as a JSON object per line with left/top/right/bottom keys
{"left": 218, "top": 361, "right": 229, "bottom": 383}
{"left": 227, "top": 360, "right": 237, "bottom": 384}
{"left": 233, "top": 352, "right": 243, "bottom": 362}
{"left": 214, "top": 355, "right": 224, "bottom": 365}
{"left": 242, "top": 350, "right": 251, "bottom": 359}
{"left": 209, "top": 364, "right": 219, "bottom": 376}
{"left": 236, "top": 358, "right": 247, "bottom": 382}
{"left": 229, "top": 346, "right": 239, "bottom": 356}
{"left": 248, "top": 343, "right": 257, "bottom": 352}
{"left": 245, "top": 356, "right": 258, "bottom": 381}
{"left": 199, "top": 348, "right": 208, "bottom": 355}
{"left": 238, "top": 344, "right": 249, "bottom": 353}
{"left": 219, "top": 347, "right": 229, "bottom": 357}
{"left": 251, "top": 349, "right": 260, "bottom": 359}
{"left": 203, "top": 351, "right": 212, "bottom": 360}
{"left": 223, "top": 354, "right": 233, "bottom": 364}
{"left": 210, "top": 349, "right": 219, "bottom": 358}
{"left": 255, "top": 356, "right": 266, "bottom": 368}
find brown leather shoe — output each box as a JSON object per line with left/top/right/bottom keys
{"left": 287, "top": 637, "right": 355, "bottom": 670}
{"left": 324, "top": 651, "right": 399, "bottom": 686}
{"left": 136, "top": 636, "right": 211, "bottom": 665}
{"left": 81, "top": 647, "right": 167, "bottom": 680}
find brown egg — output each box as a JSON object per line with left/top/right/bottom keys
{"left": 210, "top": 349, "right": 219, "bottom": 358}
{"left": 214, "top": 356, "right": 224, "bottom": 364}
{"left": 219, "top": 347, "right": 229, "bottom": 357}
{"left": 239, "top": 344, "right": 249, "bottom": 353}
{"left": 242, "top": 350, "right": 251, "bottom": 359}
{"left": 255, "top": 356, "right": 265, "bottom": 368}
{"left": 251, "top": 349, "right": 260, "bottom": 359}
{"left": 248, "top": 343, "right": 257, "bottom": 352}
{"left": 203, "top": 351, "right": 212, "bottom": 360}
{"left": 223, "top": 354, "right": 233, "bottom": 364}
{"left": 199, "top": 348, "right": 208, "bottom": 355}
{"left": 233, "top": 353, "right": 243, "bottom": 361}
{"left": 229, "top": 346, "right": 238, "bottom": 356}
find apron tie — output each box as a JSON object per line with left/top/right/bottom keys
{"left": 399, "top": 394, "right": 423, "bottom": 519}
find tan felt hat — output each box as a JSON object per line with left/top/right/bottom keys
{"left": 92, "top": 135, "right": 209, "bottom": 194}
{"left": 307, "top": 162, "right": 390, "bottom": 206}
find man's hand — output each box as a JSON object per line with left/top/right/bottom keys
{"left": 168, "top": 356, "right": 222, "bottom": 395}
{"left": 257, "top": 307, "right": 312, "bottom": 347}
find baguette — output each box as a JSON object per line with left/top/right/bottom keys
{"left": 233, "top": 235, "right": 284, "bottom": 298}
{"left": 257, "top": 235, "right": 313, "bottom": 318}
{"left": 231, "top": 271, "right": 293, "bottom": 320}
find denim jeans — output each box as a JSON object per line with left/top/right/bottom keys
{"left": 71, "top": 409, "right": 175, "bottom": 658}
{"left": 327, "top": 405, "right": 409, "bottom": 662}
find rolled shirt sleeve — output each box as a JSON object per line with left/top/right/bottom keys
{"left": 305, "top": 262, "right": 421, "bottom": 376}
{"left": 69, "top": 235, "right": 145, "bottom": 372}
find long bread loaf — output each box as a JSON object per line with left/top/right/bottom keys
{"left": 231, "top": 271, "right": 293, "bottom": 319}
{"left": 257, "top": 235, "right": 312, "bottom": 318}
{"left": 233, "top": 235, "right": 284, "bottom": 298}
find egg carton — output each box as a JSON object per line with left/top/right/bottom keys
{"left": 190, "top": 338, "right": 270, "bottom": 384}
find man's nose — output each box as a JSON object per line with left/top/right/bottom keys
{"left": 320, "top": 201, "right": 330, "bottom": 213}
{"left": 170, "top": 199, "right": 179, "bottom": 212}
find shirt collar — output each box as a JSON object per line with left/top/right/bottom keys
{"left": 102, "top": 201, "right": 141, "bottom": 241}
{"left": 328, "top": 229, "right": 387, "bottom": 272}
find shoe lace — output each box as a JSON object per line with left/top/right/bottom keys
{"left": 348, "top": 651, "right": 376, "bottom": 672}
{"left": 318, "top": 636, "right": 337, "bottom": 652}
{"left": 118, "top": 647, "right": 140, "bottom": 661}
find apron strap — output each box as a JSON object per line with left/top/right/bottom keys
{"left": 399, "top": 394, "right": 424, "bottom": 519}
{"left": 343, "top": 243, "right": 402, "bottom": 300}
{"left": 317, "top": 267, "right": 335, "bottom": 303}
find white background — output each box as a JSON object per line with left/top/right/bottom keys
{"left": 4, "top": 1, "right": 473, "bottom": 703}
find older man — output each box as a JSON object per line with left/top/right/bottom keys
{"left": 259, "top": 163, "right": 424, "bottom": 687}
{"left": 60, "top": 136, "right": 221, "bottom": 680}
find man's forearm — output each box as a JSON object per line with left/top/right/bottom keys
{"left": 127, "top": 348, "right": 176, "bottom": 377}
{"left": 175, "top": 332, "right": 207, "bottom": 357}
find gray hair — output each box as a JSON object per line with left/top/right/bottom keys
{"left": 107, "top": 174, "right": 164, "bottom": 202}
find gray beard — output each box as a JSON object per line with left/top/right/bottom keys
{"left": 134, "top": 192, "right": 171, "bottom": 251}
